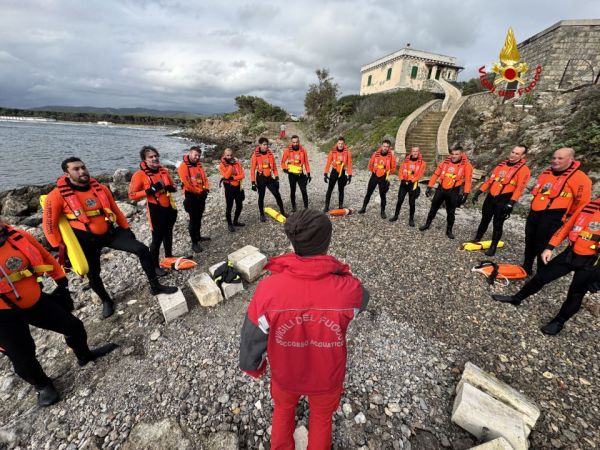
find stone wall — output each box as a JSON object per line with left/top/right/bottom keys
{"left": 518, "top": 20, "right": 600, "bottom": 91}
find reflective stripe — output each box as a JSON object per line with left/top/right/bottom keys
{"left": 288, "top": 165, "right": 302, "bottom": 174}
{"left": 257, "top": 315, "right": 270, "bottom": 333}
{"left": 65, "top": 209, "right": 103, "bottom": 219}
{"left": 3, "top": 264, "right": 54, "bottom": 283}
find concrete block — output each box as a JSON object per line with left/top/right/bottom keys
{"left": 222, "top": 281, "right": 244, "bottom": 300}
{"left": 452, "top": 382, "right": 528, "bottom": 450}
{"left": 227, "top": 245, "right": 259, "bottom": 265}
{"left": 235, "top": 252, "right": 267, "bottom": 282}
{"left": 188, "top": 273, "right": 223, "bottom": 307}
{"left": 470, "top": 437, "right": 514, "bottom": 449}
{"left": 208, "top": 261, "right": 226, "bottom": 277}
{"left": 460, "top": 362, "right": 540, "bottom": 431}
{"left": 157, "top": 289, "right": 188, "bottom": 322}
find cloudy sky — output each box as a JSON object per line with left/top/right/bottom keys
{"left": 0, "top": 0, "right": 597, "bottom": 114}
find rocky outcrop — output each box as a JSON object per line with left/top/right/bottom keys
{"left": 180, "top": 117, "right": 251, "bottom": 153}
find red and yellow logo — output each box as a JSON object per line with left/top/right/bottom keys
{"left": 479, "top": 27, "right": 542, "bottom": 98}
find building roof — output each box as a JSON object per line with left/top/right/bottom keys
{"left": 518, "top": 19, "right": 600, "bottom": 47}
{"left": 360, "top": 47, "right": 462, "bottom": 72}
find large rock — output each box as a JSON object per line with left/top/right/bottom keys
{"left": 235, "top": 252, "right": 267, "bottom": 282}
{"left": 459, "top": 362, "right": 540, "bottom": 430}
{"left": 122, "top": 418, "right": 192, "bottom": 450}
{"left": 188, "top": 273, "right": 223, "bottom": 307}
{"left": 201, "top": 431, "right": 239, "bottom": 449}
{"left": 470, "top": 437, "right": 514, "bottom": 449}
{"left": 157, "top": 289, "right": 188, "bottom": 322}
{"left": 222, "top": 281, "right": 244, "bottom": 299}
{"left": 1, "top": 194, "right": 29, "bottom": 216}
{"left": 227, "top": 245, "right": 259, "bottom": 265}
{"left": 116, "top": 201, "right": 136, "bottom": 218}
{"left": 452, "top": 382, "right": 528, "bottom": 450}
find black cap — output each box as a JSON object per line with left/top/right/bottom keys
{"left": 284, "top": 209, "right": 332, "bottom": 256}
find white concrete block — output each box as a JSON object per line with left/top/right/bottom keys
{"left": 208, "top": 261, "right": 226, "bottom": 277}
{"left": 235, "top": 252, "right": 267, "bottom": 282}
{"left": 188, "top": 273, "right": 223, "bottom": 307}
{"left": 293, "top": 426, "right": 308, "bottom": 450}
{"left": 222, "top": 281, "right": 244, "bottom": 299}
{"left": 157, "top": 289, "right": 188, "bottom": 322}
{"left": 452, "top": 382, "right": 528, "bottom": 450}
{"left": 227, "top": 245, "right": 259, "bottom": 265}
{"left": 460, "top": 362, "right": 540, "bottom": 431}
{"left": 470, "top": 437, "right": 514, "bottom": 450}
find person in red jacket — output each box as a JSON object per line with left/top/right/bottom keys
{"left": 493, "top": 198, "right": 600, "bottom": 335}
{"left": 239, "top": 209, "right": 369, "bottom": 449}
{"left": 129, "top": 146, "right": 178, "bottom": 275}
{"left": 0, "top": 221, "right": 117, "bottom": 406}
{"left": 358, "top": 139, "right": 397, "bottom": 219}
{"left": 420, "top": 146, "right": 473, "bottom": 239}
{"left": 219, "top": 148, "right": 245, "bottom": 232}
{"left": 177, "top": 145, "right": 210, "bottom": 253}
{"left": 390, "top": 146, "right": 426, "bottom": 226}
{"left": 251, "top": 137, "right": 286, "bottom": 222}
{"left": 471, "top": 145, "right": 531, "bottom": 256}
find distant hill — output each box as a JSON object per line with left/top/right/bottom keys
{"left": 31, "top": 106, "right": 203, "bottom": 119}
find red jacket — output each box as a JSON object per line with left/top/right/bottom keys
{"left": 239, "top": 253, "right": 368, "bottom": 394}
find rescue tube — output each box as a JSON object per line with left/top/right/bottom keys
{"left": 329, "top": 208, "right": 354, "bottom": 217}
{"left": 264, "top": 207, "right": 286, "bottom": 223}
{"left": 461, "top": 240, "right": 505, "bottom": 251}
{"left": 39, "top": 195, "right": 89, "bottom": 276}
{"left": 159, "top": 257, "right": 197, "bottom": 270}
{"left": 472, "top": 261, "right": 528, "bottom": 285}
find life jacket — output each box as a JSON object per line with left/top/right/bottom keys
{"left": 56, "top": 176, "right": 116, "bottom": 224}
{"left": 181, "top": 155, "right": 208, "bottom": 191}
{"left": 567, "top": 199, "right": 600, "bottom": 254}
{"left": 400, "top": 153, "right": 424, "bottom": 182}
{"left": 254, "top": 147, "right": 276, "bottom": 178}
{"left": 438, "top": 155, "right": 468, "bottom": 189}
{"left": 330, "top": 147, "right": 349, "bottom": 173}
{"left": 220, "top": 158, "right": 244, "bottom": 187}
{"left": 0, "top": 226, "right": 54, "bottom": 302}
{"left": 284, "top": 145, "right": 307, "bottom": 175}
{"left": 531, "top": 161, "right": 581, "bottom": 206}
{"left": 139, "top": 161, "right": 177, "bottom": 209}
{"left": 485, "top": 159, "right": 526, "bottom": 194}
{"left": 370, "top": 148, "right": 395, "bottom": 177}
{"left": 471, "top": 261, "right": 528, "bottom": 286}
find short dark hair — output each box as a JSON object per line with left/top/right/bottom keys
{"left": 337, "top": 136, "right": 345, "bottom": 142}
{"left": 61, "top": 157, "right": 83, "bottom": 172}
{"left": 291, "top": 135, "right": 299, "bottom": 140}
{"left": 451, "top": 145, "right": 463, "bottom": 152}
{"left": 189, "top": 145, "right": 201, "bottom": 153}
{"left": 382, "top": 139, "right": 392, "bottom": 146}
{"left": 516, "top": 144, "right": 528, "bottom": 154}
{"left": 140, "top": 145, "right": 159, "bottom": 161}
{"left": 258, "top": 137, "right": 269, "bottom": 145}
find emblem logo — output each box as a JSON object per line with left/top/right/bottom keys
{"left": 478, "top": 27, "right": 542, "bottom": 99}
{"left": 5, "top": 256, "right": 23, "bottom": 272}
{"left": 588, "top": 222, "right": 600, "bottom": 232}
{"left": 85, "top": 198, "right": 97, "bottom": 207}
{"left": 542, "top": 183, "right": 553, "bottom": 192}
{"left": 448, "top": 167, "right": 455, "bottom": 173}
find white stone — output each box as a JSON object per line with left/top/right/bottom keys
{"left": 208, "top": 261, "right": 227, "bottom": 277}
{"left": 460, "top": 362, "right": 540, "bottom": 430}
{"left": 222, "top": 281, "right": 244, "bottom": 299}
{"left": 470, "top": 437, "right": 514, "bottom": 450}
{"left": 293, "top": 426, "right": 308, "bottom": 450}
{"left": 150, "top": 330, "right": 161, "bottom": 341}
{"left": 387, "top": 402, "right": 402, "bottom": 413}
{"left": 235, "top": 252, "right": 268, "bottom": 282}
{"left": 227, "top": 245, "right": 259, "bottom": 264}
{"left": 354, "top": 412, "right": 367, "bottom": 424}
{"left": 157, "top": 289, "right": 188, "bottom": 322}
{"left": 342, "top": 403, "right": 353, "bottom": 416}
{"left": 188, "top": 273, "right": 223, "bottom": 307}
{"left": 452, "top": 382, "right": 528, "bottom": 450}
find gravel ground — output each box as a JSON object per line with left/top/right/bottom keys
{"left": 0, "top": 125, "right": 598, "bottom": 449}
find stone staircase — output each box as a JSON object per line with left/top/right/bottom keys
{"left": 405, "top": 111, "right": 446, "bottom": 172}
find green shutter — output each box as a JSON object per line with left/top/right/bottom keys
{"left": 386, "top": 68, "right": 392, "bottom": 80}
{"left": 411, "top": 66, "right": 418, "bottom": 79}
{"left": 367, "top": 75, "right": 372, "bottom": 86}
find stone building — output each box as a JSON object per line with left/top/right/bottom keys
{"left": 359, "top": 47, "right": 463, "bottom": 95}
{"left": 518, "top": 19, "right": 600, "bottom": 91}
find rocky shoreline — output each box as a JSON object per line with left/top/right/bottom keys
{"left": 0, "top": 125, "right": 599, "bottom": 449}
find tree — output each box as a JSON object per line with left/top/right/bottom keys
{"left": 234, "top": 95, "right": 287, "bottom": 121}
{"left": 304, "top": 69, "right": 339, "bottom": 135}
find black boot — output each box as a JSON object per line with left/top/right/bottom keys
{"left": 484, "top": 242, "right": 498, "bottom": 257}
{"left": 199, "top": 235, "right": 211, "bottom": 242}
{"left": 358, "top": 207, "right": 366, "bottom": 214}
{"left": 446, "top": 229, "right": 455, "bottom": 239}
{"left": 228, "top": 223, "right": 235, "bottom": 232}
{"left": 192, "top": 242, "right": 204, "bottom": 253}
{"left": 260, "top": 214, "right": 266, "bottom": 222}
{"left": 541, "top": 320, "right": 564, "bottom": 335}
{"left": 419, "top": 222, "right": 431, "bottom": 231}
{"left": 291, "top": 204, "right": 297, "bottom": 213}
{"left": 36, "top": 383, "right": 60, "bottom": 407}
{"left": 491, "top": 294, "right": 521, "bottom": 306}
{"left": 233, "top": 221, "right": 245, "bottom": 227}
{"left": 380, "top": 210, "right": 387, "bottom": 219}
{"left": 149, "top": 279, "right": 178, "bottom": 295}
{"left": 101, "top": 300, "right": 114, "bottom": 319}
{"left": 389, "top": 215, "right": 398, "bottom": 222}
{"left": 77, "top": 343, "right": 119, "bottom": 367}
{"left": 408, "top": 217, "right": 415, "bottom": 227}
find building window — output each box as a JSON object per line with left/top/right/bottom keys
{"left": 386, "top": 68, "right": 392, "bottom": 81}
{"left": 367, "top": 75, "right": 372, "bottom": 86}
{"left": 411, "top": 66, "right": 418, "bottom": 79}
{"left": 435, "top": 68, "right": 441, "bottom": 80}
{"left": 427, "top": 66, "right": 433, "bottom": 79}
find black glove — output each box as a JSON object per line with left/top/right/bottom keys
{"left": 53, "top": 278, "right": 74, "bottom": 312}
{"left": 283, "top": 169, "right": 289, "bottom": 174}
{"left": 145, "top": 181, "right": 164, "bottom": 195}
{"left": 251, "top": 182, "right": 257, "bottom": 191}
{"left": 165, "top": 185, "right": 177, "bottom": 193}
{"left": 228, "top": 176, "right": 234, "bottom": 181}
{"left": 472, "top": 190, "right": 482, "bottom": 205}
{"left": 501, "top": 201, "right": 515, "bottom": 219}
{"left": 274, "top": 176, "right": 279, "bottom": 182}
{"left": 204, "top": 189, "right": 210, "bottom": 194}
{"left": 324, "top": 174, "right": 329, "bottom": 183}
{"left": 347, "top": 175, "right": 352, "bottom": 184}
{"left": 425, "top": 187, "right": 433, "bottom": 198}
{"left": 460, "top": 193, "right": 469, "bottom": 206}
{"left": 307, "top": 173, "right": 312, "bottom": 183}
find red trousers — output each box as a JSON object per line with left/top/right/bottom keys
{"left": 279, "top": 130, "right": 286, "bottom": 139}
{"left": 270, "top": 381, "right": 343, "bottom": 450}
